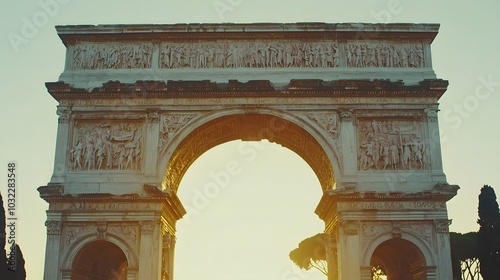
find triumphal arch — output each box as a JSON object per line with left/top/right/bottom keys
{"left": 39, "top": 23, "right": 458, "bottom": 280}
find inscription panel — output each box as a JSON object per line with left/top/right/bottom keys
{"left": 53, "top": 201, "right": 155, "bottom": 211}
{"left": 340, "top": 201, "right": 446, "bottom": 211}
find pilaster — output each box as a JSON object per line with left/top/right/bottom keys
{"left": 43, "top": 219, "right": 62, "bottom": 280}
{"left": 50, "top": 106, "right": 71, "bottom": 183}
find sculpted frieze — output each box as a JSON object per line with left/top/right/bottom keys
{"left": 357, "top": 119, "right": 426, "bottom": 171}
{"left": 346, "top": 42, "right": 424, "bottom": 68}
{"left": 160, "top": 41, "right": 339, "bottom": 69}
{"left": 70, "top": 121, "right": 143, "bottom": 171}
{"left": 72, "top": 43, "right": 153, "bottom": 70}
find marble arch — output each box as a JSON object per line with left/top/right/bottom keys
{"left": 158, "top": 110, "right": 339, "bottom": 192}
{"left": 39, "top": 23, "right": 459, "bottom": 280}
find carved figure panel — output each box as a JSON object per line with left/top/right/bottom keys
{"left": 346, "top": 42, "right": 424, "bottom": 68}
{"left": 357, "top": 119, "right": 426, "bottom": 171}
{"left": 305, "top": 113, "right": 339, "bottom": 139}
{"left": 73, "top": 43, "right": 153, "bottom": 70}
{"left": 159, "top": 114, "right": 197, "bottom": 153}
{"left": 70, "top": 121, "right": 143, "bottom": 171}
{"left": 159, "top": 41, "right": 339, "bottom": 69}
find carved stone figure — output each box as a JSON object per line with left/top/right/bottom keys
{"left": 346, "top": 43, "right": 424, "bottom": 68}
{"left": 358, "top": 119, "right": 426, "bottom": 171}
{"left": 73, "top": 44, "right": 153, "bottom": 70}
{"left": 158, "top": 115, "right": 196, "bottom": 153}
{"left": 159, "top": 41, "right": 339, "bottom": 69}
{"left": 70, "top": 122, "right": 143, "bottom": 171}
{"left": 306, "top": 113, "right": 339, "bottom": 139}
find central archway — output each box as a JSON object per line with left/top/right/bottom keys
{"left": 161, "top": 113, "right": 336, "bottom": 192}
{"left": 174, "top": 139, "right": 326, "bottom": 280}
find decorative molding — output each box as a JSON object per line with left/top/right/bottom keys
{"left": 391, "top": 221, "right": 402, "bottom": 238}
{"left": 70, "top": 121, "right": 143, "bottom": 171}
{"left": 362, "top": 223, "right": 392, "bottom": 237}
{"left": 147, "top": 110, "right": 160, "bottom": 123}
{"left": 343, "top": 220, "right": 359, "bottom": 235}
{"left": 434, "top": 219, "right": 452, "bottom": 233}
{"left": 339, "top": 109, "right": 353, "bottom": 122}
{"left": 140, "top": 221, "right": 155, "bottom": 235}
{"left": 96, "top": 222, "right": 107, "bottom": 239}
{"left": 56, "top": 107, "right": 71, "bottom": 124}
{"left": 45, "top": 220, "right": 62, "bottom": 235}
{"left": 425, "top": 108, "right": 438, "bottom": 122}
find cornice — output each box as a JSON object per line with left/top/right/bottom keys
{"left": 55, "top": 23, "right": 440, "bottom": 45}
{"left": 46, "top": 79, "right": 448, "bottom": 101}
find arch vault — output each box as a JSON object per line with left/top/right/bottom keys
{"left": 39, "top": 23, "right": 458, "bottom": 280}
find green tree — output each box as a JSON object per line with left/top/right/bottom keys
{"left": 1, "top": 193, "right": 7, "bottom": 272}
{"left": 1, "top": 193, "right": 26, "bottom": 280}
{"left": 10, "top": 244, "right": 26, "bottom": 280}
{"left": 477, "top": 185, "right": 500, "bottom": 279}
{"left": 289, "top": 233, "right": 328, "bottom": 276}
{"left": 450, "top": 232, "right": 479, "bottom": 280}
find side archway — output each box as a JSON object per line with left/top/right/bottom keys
{"left": 71, "top": 240, "right": 127, "bottom": 280}
{"left": 159, "top": 110, "right": 339, "bottom": 192}
{"left": 366, "top": 236, "right": 432, "bottom": 280}
{"left": 61, "top": 234, "right": 139, "bottom": 274}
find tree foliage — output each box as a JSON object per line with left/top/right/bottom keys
{"left": 1, "top": 192, "right": 26, "bottom": 280}
{"left": 11, "top": 244, "right": 26, "bottom": 280}
{"left": 1, "top": 193, "right": 7, "bottom": 272}
{"left": 450, "top": 232, "right": 479, "bottom": 279}
{"left": 289, "top": 233, "right": 328, "bottom": 276}
{"left": 477, "top": 185, "right": 500, "bottom": 279}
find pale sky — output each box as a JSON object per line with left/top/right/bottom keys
{"left": 1, "top": 1, "right": 500, "bottom": 279}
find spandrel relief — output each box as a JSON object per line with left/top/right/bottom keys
{"left": 346, "top": 42, "right": 424, "bottom": 68}
{"left": 159, "top": 41, "right": 339, "bottom": 69}
{"left": 357, "top": 119, "right": 426, "bottom": 171}
{"left": 73, "top": 43, "right": 153, "bottom": 70}
{"left": 158, "top": 114, "right": 197, "bottom": 153}
{"left": 70, "top": 121, "right": 143, "bottom": 171}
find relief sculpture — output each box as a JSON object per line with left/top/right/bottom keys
{"left": 158, "top": 114, "right": 196, "bottom": 153}
{"left": 73, "top": 44, "right": 153, "bottom": 69}
{"left": 70, "top": 122, "right": 143, "bottom": 171}
{"left": 357, "top": 119, "right": 426, "bottom": 171}
{"left": 346, "top": 43, "right": 424, "bottom": 68}
{"left": 160, "top": 41, "right": 339, "bottom": 69}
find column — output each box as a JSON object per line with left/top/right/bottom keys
{"left": 138, "top": 221, "right": 162, "bottom": 279}
{"left": 50, "top": 106, "right": 71, "bottom": 183}
{"left": 43, "top": 220, "right": 62, "bottom": 280}
{"left": 145, "top": 110, "right": 160, "bottom": 177}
